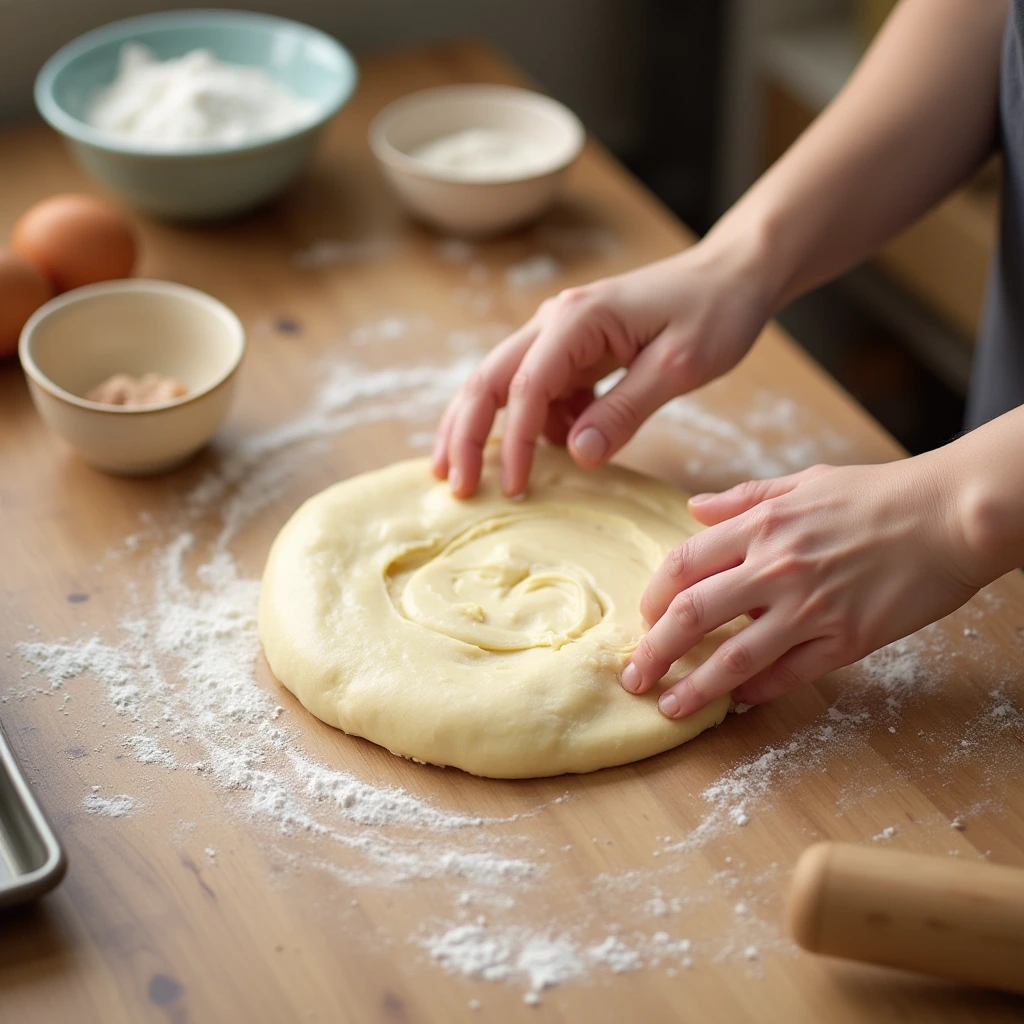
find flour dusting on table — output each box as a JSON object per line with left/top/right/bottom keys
{"left": 82, "top": 792, "right": 142, "bottom": 818}
{"left": 9, "top": 264, "right": 1015, "bottom": 1001}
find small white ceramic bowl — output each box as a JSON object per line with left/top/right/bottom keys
{"left": 19, "top": 279, "right": 244, "bottom": 475}
{"left": 370, "top": 85, "right": 585, "bottom": 236}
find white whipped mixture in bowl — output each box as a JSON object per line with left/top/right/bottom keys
{"left": 409, "top": 128, "right": 552, "bottom": 182}
{"left": 86, "top": 43, "right": 319, "bottom": 148}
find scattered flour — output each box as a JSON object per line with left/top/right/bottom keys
{"left": 18, "top": 513, "right": 538, "bottom": 887}
{"left": 12, "top": 304, "right": 998, "bottom": 1003}
{"left": 656, "top": 630, "right": 942, "bottom": 857}
{"left": 17, "top": 635, "right": 145, "bottom": 714}
{"left": 588, "top": 935, "right": 641, "bottom": 973}
{"left": 419, "top": 923, "right": 583, "bottom": 989}
{"left": 125, "top": 735, "right": 178, "bottom": 768}
{"left": 82, "top": 792, "right": 141, "bottom": 818}
{"left": 586, "top": 377, "right": 850, "bottom": 481}
{"left": 505, "top": 254, "right": 562, "bottom": 290}
{"left": 291, "top": 752, "right": 491, "bottom": 830}
{"left": 293, "top": 237, "right": 394, "bottom": 269}
{"left": 656, "top": 389, "right": 848, "bottom": 480}
{"left": 421, "top": 922, "right": 698, "bottom": 994}
{"left": 185, "top": 354, "right": 481, "bottom": 548}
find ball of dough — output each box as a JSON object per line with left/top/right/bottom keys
{"left": 259, "top": 445, "right": 743, "bottom": 778}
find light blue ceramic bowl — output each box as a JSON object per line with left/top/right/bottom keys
{"left": 35, "top": 9, "right": 358, "bottom": 220}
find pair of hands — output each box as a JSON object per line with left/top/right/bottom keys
{"left": 432, "top": 244, "right": 982, "bottom": 719}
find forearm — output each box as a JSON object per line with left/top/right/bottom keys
{"left": 943, "top": 404, "right": 1024, "bottom": 584}
{"left": 704, "top": 0, "right": 1006, "bottom": 311}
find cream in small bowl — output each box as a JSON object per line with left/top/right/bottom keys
{"left": 19, "top": 279, "right": 244, "bottom": 475}
{"left": 370, "top": 85, "right": 585, "bottom": 236}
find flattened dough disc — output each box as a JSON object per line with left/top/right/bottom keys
{"left": 258, "top": 445, "right": 743, "bottom": 778}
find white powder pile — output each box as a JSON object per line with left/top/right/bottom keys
{"left": 644, "top": 895, "right": 683, "bottom": 917}
{"left": 88, "top": 44, "right": 318, "bottom": 148}
{"left": 420, "top": 922, "right": 700, "bottom": 998}
{"left": 420, "top": 923, "right": 585, "bottom": 992}
{"left": 125, "top": 735, "right": 178, "bottom": 768}
{"left": 82, "top": 792, "right": 141, "bottom": 818}
{"left": 587, "top": 935, "right": 642, "bottom": 973}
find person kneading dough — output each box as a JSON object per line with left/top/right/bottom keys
{"left": 259, "top": 444, "right": 744, "bottom": 778}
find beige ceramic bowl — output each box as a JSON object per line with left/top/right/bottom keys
{"left": 369, "top": 85, "right": 585, "bottom": 236}
{"left": 19, "top": 279, "right": 244, "bottom": 475}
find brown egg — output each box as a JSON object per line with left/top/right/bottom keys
{"left": 0, "top": 249, "right": 55, "bottom": 358}
{"left": 11, "top": 194, "right": 137, "bottom": 293}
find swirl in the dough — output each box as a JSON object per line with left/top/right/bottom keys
{"left": 385, "top": 508, "right": 661, "bottom": 652}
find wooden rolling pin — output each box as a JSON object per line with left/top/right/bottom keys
{"left": 788, "top": 842, "right": 1024, "bottom": 994}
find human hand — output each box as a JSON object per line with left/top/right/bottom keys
{"left": 619, "top": 456, "right": 983, "bottom": 718}
{"left": 433, "top": 239, "right": 774, "bottom": 498}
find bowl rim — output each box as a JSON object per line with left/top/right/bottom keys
{"left": 19, "top": 278, "right": 246, "bottom": 416}
{"left": 34, "top": 8, "right": 359, "bottom": 159}
{"left": 369, "top": 84, "right": 585, "bottom": 185}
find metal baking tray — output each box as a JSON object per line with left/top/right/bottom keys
{"left": 0, "top": 720, "right": 66, "bottom": 909}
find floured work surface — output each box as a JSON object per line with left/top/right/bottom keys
{"left": 2, "top": 43, "right": 1024, "bottom": 1024}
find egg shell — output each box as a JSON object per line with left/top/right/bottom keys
{"left": 11, "top": 194, "right": 138, "bottom": 293}
{"left": 0, "top": 249, "right": 55, "bottom": 358}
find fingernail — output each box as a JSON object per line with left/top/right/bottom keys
{"left": 688, "top": 493, "right": 712, "bottom": 504}
{"left": 449, "top": 467, "right": 461, "bottom": 495}
{"left": 620, "top": 663, "right": 640, "bottom": 693}
{"left": 572, "top": 427, "right": 608, "bottom": 464}
{"left": 659, "top": 692, "right": 680, "bottom": 718}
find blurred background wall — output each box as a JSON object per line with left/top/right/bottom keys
{"left": 0, "top": 0, "right": 997, "bottom": 454}
{"left": 0, "top": 0, "right": 656, "bottom": 167}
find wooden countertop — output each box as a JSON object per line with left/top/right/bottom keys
{"left": 2, "top": 41, "right": 1023, "bottom": 1024}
